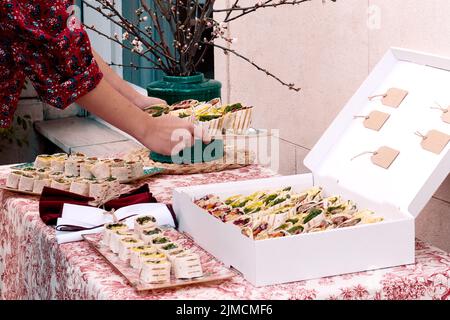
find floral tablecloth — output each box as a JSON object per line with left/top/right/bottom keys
{"left": 0, "top": 164, "right": 449, "bottom": 300}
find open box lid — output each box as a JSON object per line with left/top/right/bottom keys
{"left": 304, "top": 48, "right": 450, "bottom": 217}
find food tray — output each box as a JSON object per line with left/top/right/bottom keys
{"left": 82, "top": 228, "right": 236, "bottom": 291}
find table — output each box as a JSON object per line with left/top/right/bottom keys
{"left": 0, "top": 164, "right": 449, "bottom": 300}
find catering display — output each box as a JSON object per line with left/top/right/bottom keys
{"left": 83, "top": 214, "right": 235, "bottom": 291}
{"left": 1, "top": 152, "right": 163, "bottom": 198}
{"left": 194, "top": 187, "right": 383, "bottom": 240}
{"left": 174, "top": 48, "right": 450, "bottom": 286}
{"left": 144, "top": 98, "right": 253, "bottom": 135}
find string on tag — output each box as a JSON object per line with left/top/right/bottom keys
{"left": 368, "top": 94, "right": 387, "bottom": 101}
{"left": 102, "top": 208, "right": 119, "bottom": 223}
{"left": 430, "top": 102, "right": 448, "bottom": 113}
{"left": 414, "top": 131, "right": 428, "bottom": 140}
{"left": 350, "top": 151, "right": 377, "bottom": 161}
{"left": 353, "top": 115, "right": 370, "bottom": 120}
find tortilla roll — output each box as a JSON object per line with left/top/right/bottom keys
{"left": 151, "top": 236, "right": 172, "bottom": 249}
{"left": 110, "top": 166, "right": 129, "bottom": 182}
{"left": 134, "top": 215, "right": 156, "bottom": 233}
{"left": 35, "top": 168, "right": 51, "bottom": 179}
{"left": 129, "top": 245, "right": 156, "bottom": 269}
{"left": 110, "top": 158, "right": 125, "bottom": 167}
{"left": 79, "top": 162, "right": 94, "bottom": 179}
{"left": 34, "top": 155, "right": 52, "bottom": 169}
{"left": 90, "top": 161, "right": 111, "bottom": 180}
{"left": 173, "top": 253, "right": 203, "bottom": 279}
{"left": 157, "top": 242, "right": 182, "bottom": 256}
{"left": 88, "top": 180, "right": 109, "bottom": 200}
{"left": 49, "top": 171, "right": 64, "bottom": 180}
{"left": 64, "top": 159, "right": 81, "bottom": 177}
{"left": 50, "top": 158, "right": 65, "bottom": 173}
{"left": 126, "top": 161, "right": 143, "bottom": 179}
{"left": 138, "top": 252, "right": 166, "bottom": 270}
{"left": 69, "top": 152, "right": 85, "bottom": 160}
{"left": 109, "top": 230, "right": 134, "bottom": 254}
{"left": 140, "top": 227, "right": 163, "bottom": 244}
{"left": 18, "top": 173, "right": 35, "bottom": 191}
{"left": 69, "top": 179, "right": 89, "bottom": 196}
{"left": 103, "top": 223, "right": 128, "bottom": 246}
{"left": 50, "top": 178, "right": 70, "bottom": 191}
{"left": 140, "top": 260, "right": 171, "bottom": 284}
{"left": 6, "top": 171, "right": 22, "bottom": 189}
{"left": 118, "top": 237, "right": 144, "bottom": 262}
{"left": 32, "top": 179, "right": 51, "bottom": 194}
{"left": 166, "top": 249, "right": 189, "bottom": 263}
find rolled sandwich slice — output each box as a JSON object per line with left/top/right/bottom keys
{"left": 18, "top": 173, "right": 36, "bottom": 192}
{"left": 69, "top": 179, "right": 89, "bottom": 196}
{"left": 49, "top": 171, "right": 64, "bottom": 180}
{"left": 140, "top": 260, "right": 171, "bottom": 284}
{"left": 157, "top": 242, "right": 182, "bottom": 256}
{"left": 88, "top": 180, "right": 109, "bottom": 201}
{"left": 138, "top": 252, "right": 166, "bottom": 271}
{"left": 50, "top": 157, "right": 65, "bottom": 173}
{"left": 151, "top": 236, "right": 172, "bottom": 249}
{"left": 118, "top": 237, "right": 144, "bottom": 262}
{"left": 35, "top": 168, "right": 51, "bottom": 179}
{"left": 32, "top": 179, "right": 51, "bottom": 194}
{"left": 79, "top": 160, "right": 95, "bottom": 179}
{"left": 50, "top": 178, "right": 71, "bottom": 191}
{"left": 129, "top": 245, "right": 156, "bottom": 269}
{"left": 109, "top": 230, "right": 135, "bottom": 254}
{"left": 140, "top": 227, "right": 163, "bottom": 244}
{"left": 90, "top": 160, "right": 111, "bottom": 180}
{"left": 103, "top": 222, "right": 128, "bottom": 246}
{"left": 34, "top": 154, "right": 52, "bottom": 169}
{"left": 64, "top": 159, "right": 81, "bottom": 177}
{"left": 173, "top": 253, "right": 203, "bottom": 279}
{"left": 110, "top": 166, "right": 129, "bottom": 182}
{"left": 134, "top": 215, "right": 156, "bottom": 233}
{"left": 125, "top": 161, "right": 143, "bottom": 179}
{"left": 6, "top": 171, "right": 22, "bottom": 189}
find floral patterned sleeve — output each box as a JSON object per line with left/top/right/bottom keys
{"left": 0, "top": 0, "right": 103, "bottom": 126}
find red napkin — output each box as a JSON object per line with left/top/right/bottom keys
{"left": 39, "top": 184, "right": 176, "bottom": 226}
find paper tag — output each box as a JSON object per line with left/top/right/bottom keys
{"left": 371, "top": 146, "right": 400, "bottom": 169}
{"left": 381, "top": 88, "right": 409, "bottom": 108}
{"left": 421, "top": 130, "right": 450, "bottom": 155}
{"left": 442, "top": 110, "right": 450, "bottom": 124}
{"left": 363, "top": 111, "right": 390, "bottom": 131}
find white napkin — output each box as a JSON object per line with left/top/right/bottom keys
{"left": 56, "top": 203, "right": 176, "bottom": 244}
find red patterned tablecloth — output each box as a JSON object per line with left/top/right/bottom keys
{"left": 0, "top": 164, "right": 449, "bottom": 300}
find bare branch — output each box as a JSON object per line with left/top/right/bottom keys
{"left": 205, "top": 42, "right": 301, "bottom": 92}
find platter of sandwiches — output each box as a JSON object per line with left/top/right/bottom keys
{"left": 1, "top": 152, "right": 164, "bottom": 199}
{"left": 194, "top": 186, "right": 384, "bottom": 240}
{"left": 144, "top": 98, "right": 253, "bottom": 135}
{"left": 83, "top": 214, "right": 235, "bottom": 291}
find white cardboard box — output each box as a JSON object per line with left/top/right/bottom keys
{"left": 173, "top": 48, "right": 450, "bottom": 287}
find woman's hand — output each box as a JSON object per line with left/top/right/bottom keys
{"left": 140, "top": 114, "right": 211, "bottom": 155}
{"left": 133, "top": 94, "right": 167, "bottom": 109}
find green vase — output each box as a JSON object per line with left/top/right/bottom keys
{"left": 146, "top": 72, "right": 222, "bottom": 105}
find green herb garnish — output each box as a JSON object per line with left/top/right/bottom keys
{"left": 303, "top": 209, "right": 323, "bottom": 224}
{"left": 162, "top": 243, "right": 177, "bottom": 250}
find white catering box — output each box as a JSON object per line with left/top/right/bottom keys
{"left": 173, "top": 48, "right": 450, "bottom": 287}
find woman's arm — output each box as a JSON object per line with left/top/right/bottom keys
{"left": 76, "top": 78, "right": 206, "bottom": 155}
{"left": 92, "top": 50, "right": 166, "bottom": 109}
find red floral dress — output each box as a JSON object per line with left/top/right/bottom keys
{"left": 0, "top": 0, "right": 103, "bottom": 127}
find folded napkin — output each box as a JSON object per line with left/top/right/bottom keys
{"left": 39, "top": 184, "right": 161, "bottom": 225}
{"left": 56, "top": 203, "right": 176, "bottom": 244}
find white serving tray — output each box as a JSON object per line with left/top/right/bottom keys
{"left": 173, "top": 48, "right": 450, "bottom": 287}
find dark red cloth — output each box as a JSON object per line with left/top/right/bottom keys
{"left": 39, "top": 184, "right": 160, "bottom": 226}
{"left": 0, "top": 0, "right": 103, "bottom": 128}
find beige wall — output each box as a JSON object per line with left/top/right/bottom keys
{"left": 214, "top": 0, "right": 450, "bottom": 251}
